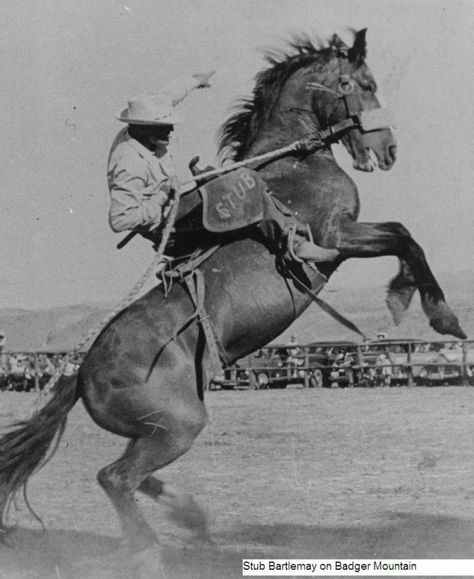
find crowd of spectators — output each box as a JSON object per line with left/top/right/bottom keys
{"left": 0, "top": 352, "right": 84, "bottom": 392}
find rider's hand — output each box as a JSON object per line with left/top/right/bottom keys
{"left": 193, "top": 71, "right": 215, "bottom": 89}
{"left": 168, "top": 174, "right": 181, "bottom": 192}
{"left": 294, "top": 137, "right": 323, "bottom": 155}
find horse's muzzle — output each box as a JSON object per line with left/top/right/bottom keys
{"left": 380, "top": 143, "right": 397, "bottom": 171}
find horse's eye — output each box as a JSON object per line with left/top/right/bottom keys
{"left": 360, "top": 80, "right": 375, "bottom": 92}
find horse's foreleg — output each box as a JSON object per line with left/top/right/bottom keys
{"left": 331, "top": 219, "right": 466, "bottom": 339}
{"left": 386, "top": 258, "right": 416, "bottom": 323}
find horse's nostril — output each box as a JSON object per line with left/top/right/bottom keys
{"left": 388, "top": 144, "right": 397, "bottom": 163}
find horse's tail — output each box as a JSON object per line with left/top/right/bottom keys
{"left": 0, "top": 374, "right": 80, "bottom": 530}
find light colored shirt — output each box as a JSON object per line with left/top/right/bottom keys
{"left": 107, "top": 76, "right": 200, "bottom": 233}
{"left": 107, "top": 133, "right": 176, "bottom": 232}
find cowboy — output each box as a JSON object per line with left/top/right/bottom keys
{"left": 108, "top": 73, "right": 214, "bottom": 235}
{"left": 107, "top": 74, "right": 340, "bottom": 264}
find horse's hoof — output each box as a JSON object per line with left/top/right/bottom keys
{"left": 131, "top": 547, "right": 166, "bottom": 579}
{"left": 165, "top": 492, "right": 211, "bottom": 537}
{"left": 430, "top": 316, "right": 467, "bottom": 340}
{"left": 0, "top": 524, "right": 17, "bottom": 547}
{"left": 431, "top": 320, "right": 467, "bottom": 340}
{"left": 422, "top": 298, "right": 467, "bottom": 340}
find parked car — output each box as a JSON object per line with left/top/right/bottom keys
{"left": 209, "top": 339, "right": 474, "bottom": 390}
{"left": 246, "top": 345, "right": 312, "bottom": 389}
{"left": 417, "top": 341, "right": 474, "bottom": 385}
{"left": 210, "top": 347, "right": 296, "bottom": 390}
{"left": 361, "top": 339, "right": 471, "bottom": 386}
{"left": 417, "top": 358, "right": 463, "bottom": 386}
{"left": 210, "top": 363, "right": 250, "bottom": 390}
{"left": 211, "top": 342, "right": 332, "bottom": 390}
{"left": 307, "top": 341, "right": 359, "bottom": 388}
{"left": 361, "top": 339, "right": 433, "bottom": 385}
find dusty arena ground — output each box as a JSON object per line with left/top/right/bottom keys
{"left": 0, "top": 386, "right": 473, "bottom": 578}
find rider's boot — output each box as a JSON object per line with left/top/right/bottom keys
{"left": 259, "top": 194, "right": 340, "bottom": 264}
{"left": 291, "top": 235, "right": 339, "bottom": 263}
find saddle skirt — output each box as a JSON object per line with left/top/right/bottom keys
{"left": 199, "top": 168, "right": 266, "bottom": 233}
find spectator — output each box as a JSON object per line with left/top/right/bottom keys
{"left": 286, "top": 335, "right": 303, "bottom": 375}
{"left": 343, "top": 352, "right": 356, "bottom": 387}
{"left": 376, "top": 352, "right": 392, "bottom": 386}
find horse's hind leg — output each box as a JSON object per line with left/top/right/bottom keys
{"left": 98, "top": 438, "right": 161, "bottom": 551}
{"left": 138, "top": 476, "right": 211, "bottom": 540}
{"left": 332, "top": 219, "right": 466, "bottom": 339}
{"left": 97, "top": 415, "right": 206, "bottom": 554}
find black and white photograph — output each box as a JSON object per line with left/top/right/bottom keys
{"left": 0, "top": 1, "right": 474, "bottom": 577}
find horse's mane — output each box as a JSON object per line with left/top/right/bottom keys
{"left": 218, "top": 33, "right": 339, "bottom": 161}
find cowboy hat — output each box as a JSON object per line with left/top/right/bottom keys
{"left": 117, "top": 94, "right": 184, "bottom": 125}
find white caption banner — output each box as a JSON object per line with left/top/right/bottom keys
{"left": 242, "top": 559, "right": 474, "bottom": 576}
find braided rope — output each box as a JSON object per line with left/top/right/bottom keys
{"left": 35, "top": 187, "right": 181, "bottom": 403}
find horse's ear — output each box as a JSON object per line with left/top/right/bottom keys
{"left": 331, "top": 33, "right": 348, "bottom": 53}
{"left": 349, "top": 28, "right": 367, "bottom": 64}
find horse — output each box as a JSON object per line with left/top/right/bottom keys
{"left": 0, "top": 28, "right": 466, "bottom": 568}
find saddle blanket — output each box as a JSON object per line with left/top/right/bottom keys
{"left": 199, "top": 168, "right": 266, "bottom": 233}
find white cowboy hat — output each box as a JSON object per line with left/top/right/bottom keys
{"left": 117, "top": 94, "right": 184, "bottom": 125}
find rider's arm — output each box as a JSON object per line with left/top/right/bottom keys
{"left": 108, "top": 154, "right": 168, "bottom": 233}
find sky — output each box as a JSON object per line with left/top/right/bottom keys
{"left": 1, "top": 0, "right": 474, "bottom": 309}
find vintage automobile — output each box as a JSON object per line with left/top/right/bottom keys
{"left": 209, "top": 339, "right": 474, "bottom": 390}
{"left": 361, "top": 339, "right": 472, "bottom": 386}
{"left": 306, "top": 341, "right": 359, "bottom": 388}
{"left": 417, "top": 342, "right": 474, "bottom": 386}
{"left": 417, "top": 359, "right": 463, "bottom": 386}
{"left": 360, "top": 339, "right": 426, "bottom": 386}
{"left": 210, "top": 342, "right": 332, "bottom": 390}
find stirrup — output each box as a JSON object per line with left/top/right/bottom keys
{"left": 286, "top": 224, "right": 323, "bottom": 276}
{"left": 287, "top": 224, "right": 303, "bottom": 263}
{"left": 287, "top": 223, "right": 315, "bottom": 260}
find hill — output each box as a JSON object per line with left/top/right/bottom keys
{"left": 0, "top": 271, "right": 473, "bottom": 351}
{"left": 0, "top": 304, "right": 114, "bottom": 351}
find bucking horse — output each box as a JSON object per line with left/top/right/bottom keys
{"left": 0, "top": 28, "right": 466, "bottom": 572}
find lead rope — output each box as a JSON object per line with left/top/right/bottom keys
{"left": 35, "top": 186, "right": 181, "bottom": 404}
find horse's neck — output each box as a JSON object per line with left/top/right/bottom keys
{"left": 247, "top": 110, "right": 315, "bottom": 158}
{"left": 247, "top": 107, "right": 357, "bottom": 226}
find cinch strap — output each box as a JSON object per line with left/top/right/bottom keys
{"left": 183, "top": 269, "right": 225, "bottom": 379}
{"left": 144, "top": 268, "right": 225, "bottom": 386}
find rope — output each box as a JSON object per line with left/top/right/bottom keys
{"left": 35, "top": 187, "right": 181, "bottom": 402}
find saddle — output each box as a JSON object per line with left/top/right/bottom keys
{"left": 162, "top": 161, "right": 270, "bottom": 260}
{"left": 199, "top": 167, "right": 266, "bottom": 233}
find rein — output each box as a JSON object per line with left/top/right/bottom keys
{"left": 116, "top": 103, "right": 388, "bottom": 251}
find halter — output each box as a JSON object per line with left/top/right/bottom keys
{"left": 305, "top": 48, "right": 395, "bottom": 143}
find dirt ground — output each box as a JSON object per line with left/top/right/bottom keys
{"left": 0, "top": 386, "right": 473, "bottom": 578}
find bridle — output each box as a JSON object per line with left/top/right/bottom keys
{"left": 305, "top": 49, "right": 361, "bottom": 145}
{"left": 303, "top": 48, "right": 394, "bottom": 146}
